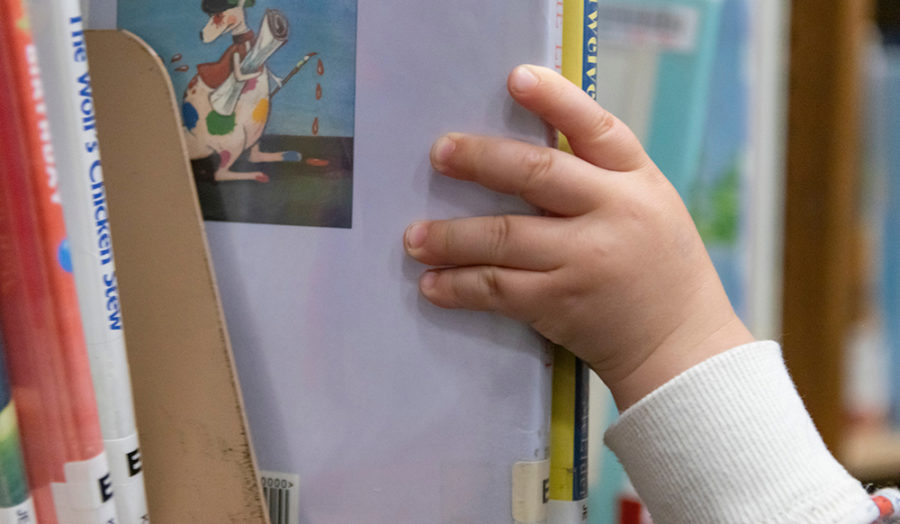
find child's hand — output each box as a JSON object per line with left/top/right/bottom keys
{"left": 404, "top": 65, "right": 754, "bottom": 410}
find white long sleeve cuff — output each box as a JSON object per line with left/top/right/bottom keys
{"left": 604, "top": 340, "right": 878, "bottom": 524}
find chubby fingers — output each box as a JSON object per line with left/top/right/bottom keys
{"left": 431, "top": 133, "right": 608, "bottom": 216}
{"left": 418, "top": 266, "right": 548, "bottom": 320}
{"left": 507, "top": 65, "right": 651, "bottom": 172}
{"left": 405, "top": 215, "right": 565, "bottom": 270}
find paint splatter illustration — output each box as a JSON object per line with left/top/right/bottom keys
{"left": 119, "top": 0, "right": 356, "bottom": 228}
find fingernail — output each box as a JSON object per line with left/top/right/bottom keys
{"left": 420, "top": 271, "right": 438, "bottom": 291}
{"left": 509, "top": 65, "right": 539, "bottom": 93}
{"left": 431, "top": 135, "right": 456, "bottom": 171}
{"left": 405, "top": 222, "right": 428, "bottom": 250}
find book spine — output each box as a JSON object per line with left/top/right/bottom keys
{"left": 548, "top": 349, "right": 589, "bottom": 524}
{"left": 27, "top": 1, "right": 148, "bottom": 521}
{"left": 0, "top": 336, "right": 37, "bottom": 524}
{"left": 548, "top": 2, "right": 596, "bottom": 523}
{"left": 0, "top": 3, "right": 118, "bottom": 523}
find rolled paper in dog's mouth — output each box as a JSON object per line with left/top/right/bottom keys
{"left": 210, "top": 9, "right": 289, "bottom": 115}
{"left": 265, "top": 8, "right": 289, "bottom": 41}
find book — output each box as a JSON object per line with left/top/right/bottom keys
{"left": 548, "top": 349, "right": 589, "bottom": 524}
{"left": 105, "top": 0, "right": 562, "bottom": 521}
{"left": 0, "top": 3, "right": 118, "bottom": 522}
{"left": 875, "top": 43, "right": 900, "bottom": 429}
{"left": 25, "top": 0, "right": 149, "bottom": 521}
{"left": 688, "top": 0, "right": 749, "bottom": 323}
{"left": 592, "top": 0, "right": 723, "bottom": 197}
{"left": 549, "top": 2, "right": 592, "bottom": 523}
{"left": 0, "top": 335, "right": 36, "bottom": 524}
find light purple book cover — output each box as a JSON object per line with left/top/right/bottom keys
{"left": 95, "top": 0, "right": 561, "bottom": 521}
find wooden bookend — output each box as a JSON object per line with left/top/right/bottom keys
{"left": 85, "top": 30, "right": 268, "bottom": 523}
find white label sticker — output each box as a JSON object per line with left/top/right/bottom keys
{"left": 51, "top": 452, "right": 118, "bottom": 523}
{"left": 106, "top": 434, "right": 149, "bottom": 523}
{"left": 0, "top": 496, "right": 36, "bottom": 524}
{"left": 260, "top": 471, "right": 299, "bottom": 524}
{"left": 596, "top": 4, "right": 700, "bottom": 53}
{"left": 548, "top": 499, "right": 588, "bottom": 524}
{"left": 512, "top": 460, "right": 550, "bottom": 524}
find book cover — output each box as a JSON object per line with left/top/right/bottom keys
{"left": 878, "top": 45, "right": 900, "bottom": 429}
{"left": 25, "top": 1, "right": 149, "bottom": 521}
{"left": 108, "top": 0, "right": 561, "bottom": 521}
{"left": 688, "top": 0, "right": 749, "bottom": 322}
{"left": 592, "top": 0, "right": 723, "bottom": 197}
{"left": 0, "top": 4, "right": 118, "bottom": 522}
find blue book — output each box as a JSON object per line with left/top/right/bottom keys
{"left": 880, "top": 46, "right": 900, "bottom": 428}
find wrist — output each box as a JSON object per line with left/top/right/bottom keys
{"left": 605, "top": 311, "right": 755, "bottom": 411}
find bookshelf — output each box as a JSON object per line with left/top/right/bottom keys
{"left": 15, "top": 5, "right": 892, "bottom": 522}
{"left": 784, "top": 0, "right": 900, "bottom": 483}
{"left": 85, "top": 30, "right": 268, "bottom": 523}
{"left": 843, "top": 429, "right": 900, "bottom": 483}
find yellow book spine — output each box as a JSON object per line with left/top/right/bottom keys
{"left": 548, "top": 2, "right": 597, "bottom": 522}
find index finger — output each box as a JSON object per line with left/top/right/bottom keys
{"left": 507, "top": 65, "right": 652, "bottom": 173}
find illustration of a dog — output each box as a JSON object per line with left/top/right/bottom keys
{"left": 182, "top": 0, "right": 299, "bottom": 183}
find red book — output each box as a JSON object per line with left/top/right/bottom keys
{"left": 0, "top": 2, "right": 117, "bottom": 522}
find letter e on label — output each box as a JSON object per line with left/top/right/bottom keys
{"left": 98, "top": 473, "right": 113, "bottom": 503}
{"left": 127, "top": 448, "right": 142, "bottom": 477}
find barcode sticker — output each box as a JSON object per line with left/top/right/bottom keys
{"left": 596, "top": 4, "right": 700, "bottom": 52}
{"left": 260, "top": 471, "right": 299, "bottom": 524}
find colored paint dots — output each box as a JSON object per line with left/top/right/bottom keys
{"left": 171, "top": 53, "right": 182, "bottom": 62}
{"left": 312, "top": 117, "right": 319, "bottom": 136}
{"left": 316, "top": 83, "right": 322, "bottom": 100}
{"left": 206, "top": 110, "right": 236, "bottom": 136}
{"left": 242, "top": 77, "right": 258, "bottom": 94}
{"left": 182, "top": 102, "right": 199, "bottom": 130}
{"left": 305, "top": 158, "right": 329, "bottom": 167}
{"left": 252, "top": 99, "right": 269, "bottom": 124}
{"left": 175, "top": 65, "right": 189, "bottom": 72}
{"left": 317, "top": 58, "right": 324, "bottom": 76}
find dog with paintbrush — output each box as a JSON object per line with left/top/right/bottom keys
{"left": 182, "top": 0, "right": 315, "bottom": 183}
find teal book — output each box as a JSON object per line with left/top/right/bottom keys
{"left": 593, "top": 0, "right": 723, "bottom": 197}
{"left": 689, "top": 0, "right": 750, "bottom": 320}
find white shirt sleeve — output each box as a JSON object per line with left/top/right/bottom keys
{"left": 604, "top": 340, "right": 879, "bottom": 524}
